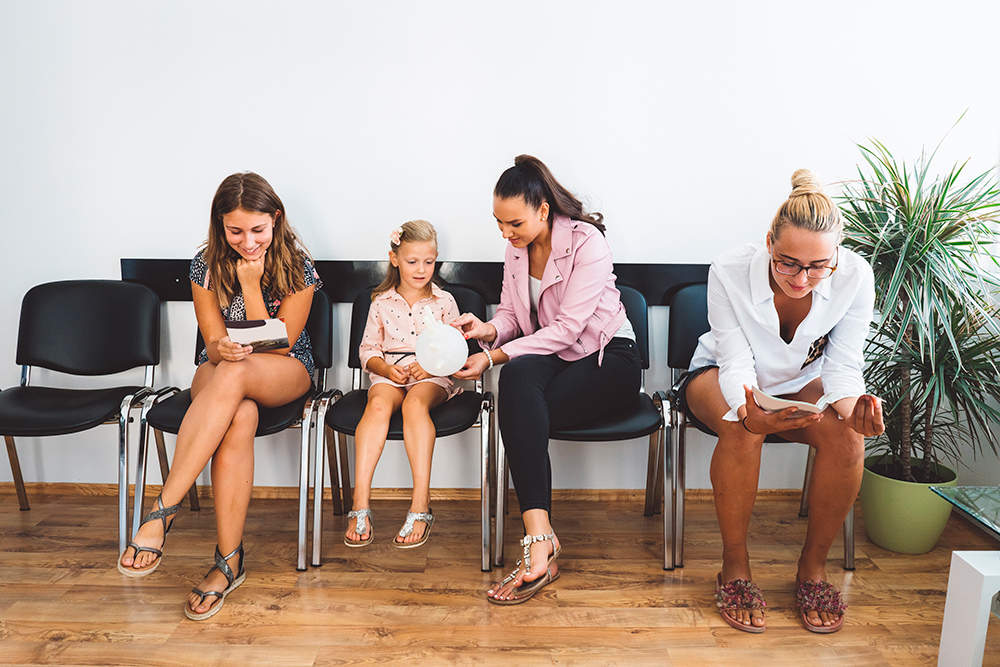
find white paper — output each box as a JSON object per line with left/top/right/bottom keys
{"left": 225, "top": 318, "right": 289, "bottom": 353}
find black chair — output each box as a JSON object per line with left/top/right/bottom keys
{"left": 0, "top": 280, "right": 160, "bottom": 554}
{"left": 492, "top": 285, "right": 669, "bottom": 568}
{"left": 133, "top": 288, "right": 333, "bottom": 571}
{"left": 313, "top": 285, "right": 495, "bottom": 571}
{"left": 662, "top": 282, "right": 855, "bottom": 571}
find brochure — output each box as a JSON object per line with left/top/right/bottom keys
{"left": 751, "top": 386, "right": 833, "bottom": 415}
{"left": 225, "top": 318, "right": 289, "bottom": 353}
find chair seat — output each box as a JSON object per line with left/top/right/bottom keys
{"left": 147, "top": 388, "right": 314, "bottom": 437}
{"left": 551, "top": 393, "right": 662, "bottom": 442}
{"left": 326, "top": 389, "right": 484, "bottom": 438}
{"left": 0, "top": 385, "right": 143, "bottom": 436}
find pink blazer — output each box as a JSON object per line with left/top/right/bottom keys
{"left": 486, "top": 215, "right": 628, "bottom": 365}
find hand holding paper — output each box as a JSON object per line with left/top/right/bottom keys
{"left": 225, "top": 318, "right": 289, "bottom": 353}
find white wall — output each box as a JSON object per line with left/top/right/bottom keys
{"left": 2, "top": 0, "right": 999, "bottom": 491}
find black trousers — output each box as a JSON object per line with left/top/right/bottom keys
{"left": 497, "top": 337, "right": 642, "bottom": 514}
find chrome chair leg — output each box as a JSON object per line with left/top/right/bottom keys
{"left": 644, "top": 426, "right": 660, "bottom": 516}
{"left": 493, "top": 433, "right": 507, "bottom": 568}
{"left": 297, "top": 397, "right": 316, "bottom": 572}
{"left": 337, "top": 431, "right": 352, "bottom": 510}
{"left": 479, "top": 395, "right": 492, "bottom": 572}
{"left": 4, "top": 436, "right": 29, "bottom": 510}
{"left": 673, "top": 412, "right": 687, "bottom": 569}
{"left": 844, "top": 504, "right": 856, "bottom": 571}
{"left": 800, "top": 446, "right": 817, "bottom": 517}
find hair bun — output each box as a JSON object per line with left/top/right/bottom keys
{"left": 789, "top": 168, "right": 825, "bottom": 197}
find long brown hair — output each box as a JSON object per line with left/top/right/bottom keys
{"left": 493, "top": 155, "right": 606, "bottom": 234}
{"left": 204, "top": 172, "right": 309, "bottom": 308}
{"left": 371, "top": 220, "right": 438, "bottom": 301}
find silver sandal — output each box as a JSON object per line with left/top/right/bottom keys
{"left": 184, "top": 542, "right": 246, "bottom": 621}
{"left": 393, "top": 509, "right": 434, "bottom": 549}
{"left": 345, "top": 508, "right": 374, "bottom": 547}
{"left": 487, "top": 532, "right": 561, "bottom": 605}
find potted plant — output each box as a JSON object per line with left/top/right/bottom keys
{"left": 839, "top": 136, "right": 1000, "bottom": 553}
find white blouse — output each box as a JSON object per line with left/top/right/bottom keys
{"left": 689, "top": 242, "right": 875, "bottom": 421}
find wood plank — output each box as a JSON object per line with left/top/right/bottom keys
{"left": 1, "top": 490, "right": 998, "bottom": 665}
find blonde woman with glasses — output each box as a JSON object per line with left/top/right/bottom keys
{"left": 679, "top": 169, "right": 884, "bottom": 634}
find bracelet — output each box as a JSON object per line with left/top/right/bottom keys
{"left": 484, "top": 349, "right": 494, "bottom": 370}
{"left": 742, "top": 416, "right": 759, "bottom": 435}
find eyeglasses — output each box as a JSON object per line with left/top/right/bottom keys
{"left": 770, "top": 246, "right": 839, "bottom": 279}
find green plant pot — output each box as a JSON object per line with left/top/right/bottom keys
{"left": 859, "top": 455, "right": 958, "bottom": 554}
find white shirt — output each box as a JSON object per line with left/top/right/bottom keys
{"left": 689, "top": 242, "right": 875, "bottom": 421}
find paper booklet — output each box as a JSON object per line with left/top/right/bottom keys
{"left": 751, "top": 386, "right": 834, "bottom": 415}
{"left": 225, "top": 318, "right": 289, "bottom": 353}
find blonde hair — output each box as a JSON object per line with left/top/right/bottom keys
{"left": 371, "top": 219, "right": 439, "bottom": 300}
{"left": 769, "top": 169, "right": 843, "bottom": 241}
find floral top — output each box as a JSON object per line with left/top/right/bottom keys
{"left": 189, "top": 249, "right": 323, "bottom": 376}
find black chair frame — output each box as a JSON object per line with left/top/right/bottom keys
{"left": 0, "top": 280, "right": 160, "bottom": 554}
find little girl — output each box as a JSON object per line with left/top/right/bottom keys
{"left": 345, "top": 219, "right": 461, "bottom": 548}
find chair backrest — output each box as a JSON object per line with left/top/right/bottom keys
{"left": 348, "top": 284, "right": 488, "bottom": 369}
{"left": 667, "top": 282, "right": 709, "bottom": 371}
{"left": 194, "top": 289, "right": 333, "bottom": 371}
{"left": 617, "top": 285, "right": 650, "bottom": 370}
{"left": 16, "top": 280, "right": 160, "bottom": 376}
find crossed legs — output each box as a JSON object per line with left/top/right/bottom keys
{"left": 119, "top": 354, "right": 311, "bottom": 614}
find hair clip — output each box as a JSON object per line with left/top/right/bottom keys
{"left": 390, "top": 226, "right": 403, "bottom": 246}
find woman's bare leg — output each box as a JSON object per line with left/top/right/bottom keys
{"left": 345, "top": 384, "right": 405, "bottom": 542}
{"left": 121, "top": 355, "right": 310, "bottom": 569}
{"left": 395, "top": 383, "right": 447, "bottom": 544}
{"left": 782, "top": 379, "right": 864, "bottom": 628}
{"left": 687, "top": 369, "right": 766, "bottom": 629}
{"left": 186, "top": 398, "right": 258, "bottom": 614}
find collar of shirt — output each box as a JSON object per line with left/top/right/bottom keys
{"left": 375, "top": 283, "right": 448, "bottom": 306}
{"left": 748, "top": 243, "right": 834, "bottom": 305}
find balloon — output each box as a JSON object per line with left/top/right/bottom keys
{"left": 415, "top": 306, "right": 468, "bottom": 377}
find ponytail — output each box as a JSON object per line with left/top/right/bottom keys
{"left": 494, "top": 155, "right": 606, "bottom": 234}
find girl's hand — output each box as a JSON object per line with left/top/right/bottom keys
{"left": 453, "top": 352, "right": 490, "bottom": 381}
{"left": 741, "top": 385, "right": 822, "bottom": 435}
{"left": 217, "top": 336, "right": 252, "bottom": 362}
{"left": 385, "top": 364, "right": 410, "bottom": 384}
{"left": 236, "top": 253, "right": 266, "bottom": 288}
{"left": 451, "top": 313, "right": 496, "bottom": 343}
{"left": 406, "top": 362, "right": 432, "bottom": 381}
{"left": 844, "top": 394, "right": 885, "bottom": 437}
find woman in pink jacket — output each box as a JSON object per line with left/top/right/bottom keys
{"left": 454, "top": 155, "right": 640, "bottom": 604}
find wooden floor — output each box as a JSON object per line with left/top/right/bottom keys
{"left": 1, "top": 488, "right": 998, "bottom": 666}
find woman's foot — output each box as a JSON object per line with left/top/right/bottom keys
{"left": 184, "top": 543, "right": 246, "bottom": 621}
{"left": 186, "top": 549, "right": 242, "bottom": 616}
{"left": 117, "top": 495, "right": 180, "bottom": 575}
{"left": 487, "top": 533, "right": 561, "bottom": 602}
{"left": 344, "top": 508, "right": 374, "bottom": 547}
{"left": 717, "top": 561, "right": 765, "bottom": 630}
{"left": 796, "top": 562, "right": 845, "bottom": 631}
{"left": 393, "top": 507, "right": 433, "bottom": 547}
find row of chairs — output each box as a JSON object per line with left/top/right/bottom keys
{"left": 0, "top": 279, "right": 853, "bottom": 576}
